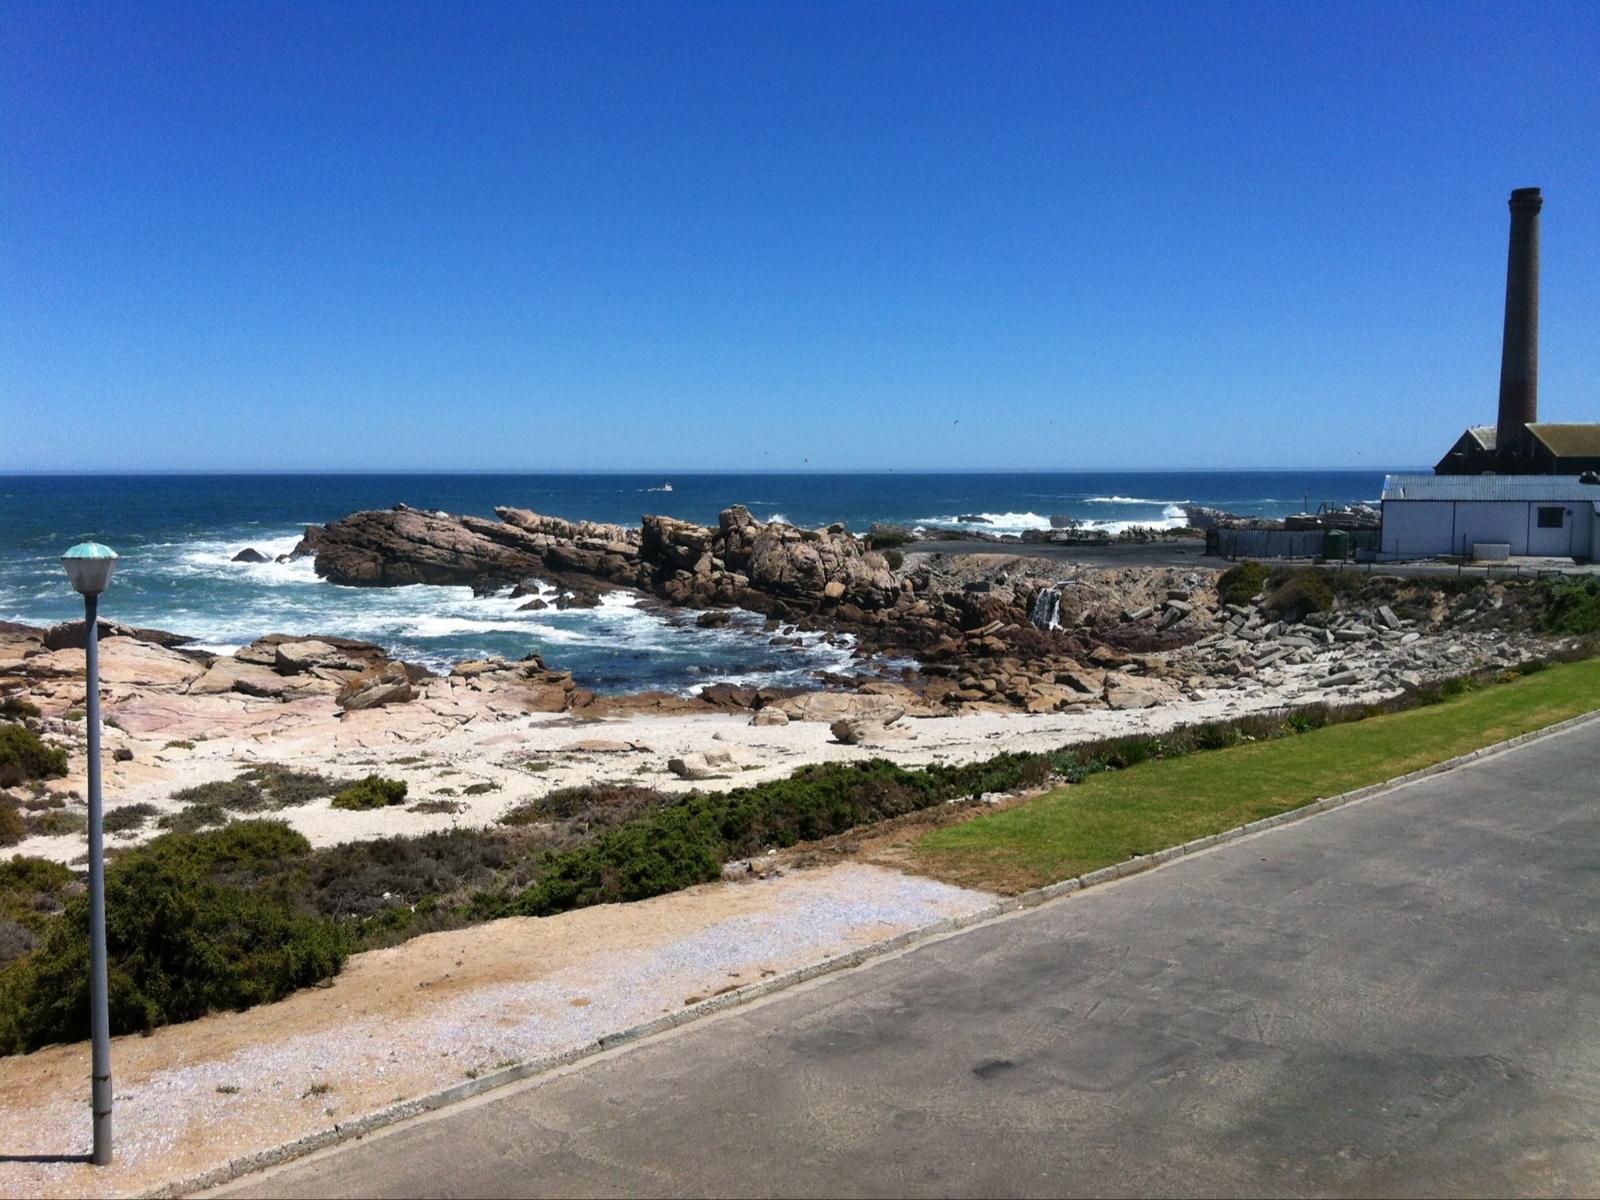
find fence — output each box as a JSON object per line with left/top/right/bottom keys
{"left": 1207, "top": 527, "right": 1380, "bottom": 560}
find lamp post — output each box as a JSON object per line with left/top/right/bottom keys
{"left": 61, "top": 542, "right": 117, "bottom": 1167}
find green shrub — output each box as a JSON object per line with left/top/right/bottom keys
{"left": 0, "top": 724, "right": 68, "bottom": 788}
{"left": 865, "top": 530, "right": 912, "bottom": 550}
{"left": 25, "top": 808, "right": 85, "bottom": 838}
{"left": 330, "top": 775, "right": 408, "bottom": 811}
{"left": 0, "top": 697, "right": 40, "bottom": 720}
{"left": 1218, "top": 560, "right": 1269, "bottom": 607}
{"left": 238, "top": 764, "right": 343, "bottom": 807}
{"left": 408, "top": 799, "right": 463, "bottom": 815}
{"left": 0, "top": 821, "right": 345, "bottom": 1055}
{"left": 0, "top": 856, "right": 74, "bottom": 948}
{"left": 1542, "top": 579, "right": 1600, "bottom": 636}
{"left": 171, "top": 779, "right": 264, "bottom": 812}
{"left": 0, "top": 800, "right": 22, "bottom": 848}
{"left": 1263, "top": 569, "right": 1335, "bottom": 621}
{"left": 171, "top": 766, "right": 343, "bottom": 814}
{"left": 461, "top": 782, "right": 498, "bottom": 796}
{"left": 502, "top": 762, "right": 942, "bottom": 918}
{"left": 883, "top": 549, "right": 905, "bottom": 571}
{"left": 157, "top": 802, "right": 230, "bottom": 833}
{"left": 103, "top": 803, "right": 161, "bottom": 835}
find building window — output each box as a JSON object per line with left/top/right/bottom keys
{"left": 1537, "top": 506, "right": 1566, "bottom": 528}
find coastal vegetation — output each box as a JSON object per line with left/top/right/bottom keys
{"left": 1216, "top": 559, "right": 1268, "bottom": 606}
{"left": 0, "top": 823, "right": 346, "bottom": 1054}
{"left": 329, "top": 775, "right": 409, "bottom": 811}
{"left": 1541, "top": 576, "right": 1600, "bottom": 635}
{"left": 912, "top": 654, "right": 1600, "bottom": 892}
{"left": 0, "top": 722, "right": 67, "bottom": 788}
{"left": 2, "top": 649, "right": 1597, "bottom": 1056}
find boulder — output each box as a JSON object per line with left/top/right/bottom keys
{"left": 774, "top": 692, "right": 906, "bottom": 725}
{"left": 188, "top": 658, "right": 296, "bottom": 698}
{"left": 1023, "top": 685, "right": 1078, "bottom": 714}
{"left": 42, "top": 621, "right": 193, "bottom": 652}
{"left": 668, "top": 753, "right": 718, "bottom": 780}
{"left": 1054, "top": 667, "right": 1105, "bottom": 694}
{"left": 336, "top": 661, "right": 415, "bottom": 711}
{"left": 237, "top": 634, "right": 388, "bottom": 673}
{"left": 275, "top": 639, "right": 369, "bottom": 675}
{"left": 1103, "top": 673, "right": 1180, "bottom": 710}
{"left": 830, "top": 718, "right": 916, "bottom": 746}
{"left": 749, "top": 708, "right": 790, "bottom": 727}
{"left": 231, "top": 548, "right": 270, "bottom": 563}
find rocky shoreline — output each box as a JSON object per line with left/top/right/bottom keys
{"left": 0, "top": 501, "right": 1573, "bottom": 865}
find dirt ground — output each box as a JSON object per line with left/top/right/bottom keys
{"left": 0, "top": 861, "right": 991, "bottom": 1200}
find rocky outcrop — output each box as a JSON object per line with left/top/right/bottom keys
{"left": 294, "top": 505, "right": 641, "bottom": 594}
{"left": 232, "top": 548, "right": 270, "bottom": 563}
{"left": 336, "top": 662, "right": 415, "bottom": 711}
{"left": 304, "top": 503, "right": 901, "bottom": 620}
{"left": 43, "top": 621, "right": 194, "bottom": 652}
{"left": 445, "top": 654, "right": 577, "bottom": 713}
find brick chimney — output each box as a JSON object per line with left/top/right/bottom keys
{"left": 1495, "top": 187, "right": 1542, "bottom": 454}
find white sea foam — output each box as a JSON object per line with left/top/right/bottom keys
{"left": 915, "top": 511, "right": 1054, "bottom": 534}
{"left": 9, "top": 522, "right": 878, "bottom": 692}
{"left": 765, "top": 512, "right": 791, "bottom": 526}
{"left": 917, "top": 506, "right": 1190, "bottom": 538}
{"left": 1084, "top": 496, "right": 1191, "bottom": 505}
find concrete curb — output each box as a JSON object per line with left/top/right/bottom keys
{"left": 167, "top": 707, "right": 1600, "bottom": 1198}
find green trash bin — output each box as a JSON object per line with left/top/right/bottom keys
{"left": 1323, "top": 529, "right": 1351, "bottom": 562}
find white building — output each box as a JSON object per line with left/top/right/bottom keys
{"left": 1380, "top": 473, "right": 1600, "bottom": 561}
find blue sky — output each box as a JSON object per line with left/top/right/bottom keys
{"left": 3, "top": 1, "right": 1597, "bottom": 472}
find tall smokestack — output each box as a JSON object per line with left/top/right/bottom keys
{"left": 1496, "top": 186, "right": 1542, "bottom": 453}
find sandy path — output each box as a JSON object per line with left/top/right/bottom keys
{"left": 0, "top": 863, "right": 991, "bottom": 1199}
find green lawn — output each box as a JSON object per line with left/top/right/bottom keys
{"left": 912, "top": 657, "right": 1600, "bottom": 893}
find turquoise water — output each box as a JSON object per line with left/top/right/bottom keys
{"left": 0, "top": 471, "right": 1387, "bottom": 692}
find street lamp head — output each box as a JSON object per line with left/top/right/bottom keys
{"left": 62, "top": 542, "right": 118, "bottom": 596}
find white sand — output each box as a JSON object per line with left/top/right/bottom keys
{"left": 11, "top": 660, "right": 1398, "bottom": 862}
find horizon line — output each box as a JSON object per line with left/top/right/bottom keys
{"left": 0, "top": 465, "right": 1421, "bottom": 478}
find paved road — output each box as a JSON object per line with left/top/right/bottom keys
{"left": 224, "top": 722, "right": 1600, "bottom": 1198}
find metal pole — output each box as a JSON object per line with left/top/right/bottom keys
{"left": 83, "top": 594, "right": 112, "bottom": 1165}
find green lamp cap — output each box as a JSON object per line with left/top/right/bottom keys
{"left": 63, "top": 542, "right": 119, "bottom": 560}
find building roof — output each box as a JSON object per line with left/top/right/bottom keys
{"left": 1464, "top": 425, "right": 1497, "bottom": 450}
{"left": 1527, "top": 424, "right": 1600, "bottom": 458}
{"left": 1383, "top": 473, "right": 1600, "bottom": 502}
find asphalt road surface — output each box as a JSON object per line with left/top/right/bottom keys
{"left": 223, "top": 720, "right": 1600, "bottom": 1198}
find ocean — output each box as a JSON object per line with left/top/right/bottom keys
{"left": 0, "top": 471, "right": 1388, "bottom": 693}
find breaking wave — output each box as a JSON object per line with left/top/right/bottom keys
{"left": 1084, "top": 496, "right": 1191, "bottom": 505}
{"left": 916, "top": 505, "right": 1190, "bottom": 537}
{"left": 2, "top": 524, "right": 865, "bottom": 694}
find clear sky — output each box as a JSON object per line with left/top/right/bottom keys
{"left": 3, "top": 1, "right": 1597, "bottom": 473}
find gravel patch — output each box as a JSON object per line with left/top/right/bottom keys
{"left": 0, "top": 864, "right": 990, "bottom": 1199}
